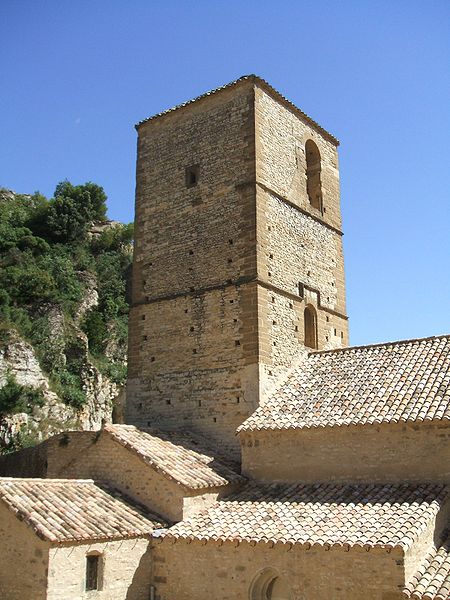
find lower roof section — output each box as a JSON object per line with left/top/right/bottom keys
{"left": 162, "top": 482, "right": 449, "bottom": 550}
{"left": 405, "top": 534, "right": 450, "bottom": 600}
{"left": 104, "top": 424, "right": 245, "bottom": 490}
{"left": 0, "top": 477, "right": 164, "bottom": 543}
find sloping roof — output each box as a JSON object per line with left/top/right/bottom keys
{"left": 162, "top": 482, "right": 448, "bottom": 550}
{"left": 405, "top": 533, "right": 450, "bottom": 600}
{"left": 0, "top": 477, "right": 163, "bottom": 543}
{"left": 239, "top": 335, "right": 450, "bottom": 432}
{"left": 105, "top": 424, "right": 245, "bottom": 490}
{"left": 135, "top": 75, "right": 339, "bottom": 145}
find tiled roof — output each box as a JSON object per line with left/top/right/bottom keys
{"left": 162, "top": 482, "right": 448, "bottom": 550}
{"left": 405, "top": 534, "right": 450, "bottom": 600}
{"left": 239, "top": 335, "right": 450, "bottom": 432}
{"left": 105, "top": 424, "right": 245, "bottom": 490}
{"left": 135, "top": 75, "right": 339, "bottom": 145}
{"left": 0, "top": 477, "right": 163, "bottom": 543}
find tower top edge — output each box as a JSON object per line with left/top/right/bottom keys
{"left": 135, "top": 75, "right": 339, "bottom": 146}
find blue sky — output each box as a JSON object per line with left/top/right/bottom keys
{"left": 1, "top": 0, "right": 449, "bottom": 346}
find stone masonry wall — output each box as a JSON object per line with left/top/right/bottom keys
{"left": 44, "top": 431, "right": 220, "bottom": 522}
{"left": 127, "top": 80, "right": 349, "bottom": 455}
{"left": 47, "top": 538, "right": 151, "bottom": 600}
{"left": 0, "top": 502, "right": 49, "bottom": 600}
{"left": 151, "top": 538, "right": 405, "bottom": 600}
{"left": 254, "top": 87, "right": 348, "bottom": 398}
{"left": 240, "top": 421, "right": 450, "bottom": 484}
{"left": 127, "top": 81, "right": 258, "bottom": 459}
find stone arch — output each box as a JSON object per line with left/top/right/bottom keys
{"left": 250, "top": 567, "right": 291, "bottom": 600}
{"left": 304, "top": 304, "right": 318, "bottom": 349}
{"left": 305, "top": 139, "right": 322, "bottom": 210}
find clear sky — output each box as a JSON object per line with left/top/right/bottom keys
{"left": 1, "top": 0, "right": 449, "bottom": 346}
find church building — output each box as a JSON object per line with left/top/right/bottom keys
{"left": 0, "top": 75, "right": 449, "bottom": 600}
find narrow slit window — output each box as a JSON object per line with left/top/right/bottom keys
{"left": 304, "top": 305, "right": 318, "bottom": 349}
{"left": 86, "top": 555, "right": 100, "bottom": 591}
{"left": 185, "top": 165, "right": 199, "bottom": 188}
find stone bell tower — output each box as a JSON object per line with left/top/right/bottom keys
{"left": 126, "top": 76, "right": 348, "bottom": 457}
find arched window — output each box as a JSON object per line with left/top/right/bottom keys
{"left": 304, "top": 304, "right": 318, "bottom": 349}
{"left": 305, "top": 139, "right": 322, "bottom": 210}
{"left": 250, "top": 568, "right": 291, "bottom": 600}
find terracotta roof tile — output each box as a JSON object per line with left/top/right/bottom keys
{"left": 162, "top": 482, "right": 448, "bottom": 549}
{"left": 405, "top": 533, "right": 450, "bottom": 599}
{"left": 0, "top": 477, "right": 163, "bottom": 543}
{"left": 135, "top": 74, "right": 339, "bottom": 145}
{"left": 239, "top": 335, "right": 450, "bottom": 432}
{"left": 105, "top": 425, "right": 244, "bottom": 490}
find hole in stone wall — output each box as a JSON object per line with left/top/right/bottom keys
{"left": 141, "top": 315, "right": 146, "bottom": 320}
{"left": 166, "top": 399, "right": 171, "bottom": 405}
{"left": 229, "top": 239, "right": 234, "bottom": 245}
{"left": 142, "top": 335, "right": 147, "bottom": 341}
{"left": 228, "top": 258, "right": 233, "bottom": 263}
{"left": 235, "top": 340, "right": 241, "bottom": 346}
{"left": 190, "top": 326, "right": 194, "bottom": 332}
{"left": 185, "top": 165, "right": 199, "bottom": 188}
{"left": 193, "top": 349, "right": 197, "bottom": 354}
{"left": 151, "top": 357, "right": 155, "bottom": 362}
{"left": 189, "top": 250, "right": 194, "bottom": 255}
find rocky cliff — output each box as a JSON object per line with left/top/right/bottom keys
{"left": 0, "top": 184, "right": 132, "bottom": 452}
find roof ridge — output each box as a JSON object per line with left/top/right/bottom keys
{"left": 0, "top": 477, "right": 94, "bottom": 484}
{"left": 135, "top": 75, "right": 339, "bottom": 144}
{"left": 309, "top": 333, "right": 450, "bottom": 357}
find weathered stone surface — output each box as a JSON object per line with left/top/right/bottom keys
{"left": 126, "top": 76, "right": 348, "bottom": 458}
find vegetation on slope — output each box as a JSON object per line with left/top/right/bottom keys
{"left": 0, "top": 182, "right": 133, "bottom": 414}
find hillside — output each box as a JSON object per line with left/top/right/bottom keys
{"left": 0, "top": 183, "right": 133, "bottom": 453}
